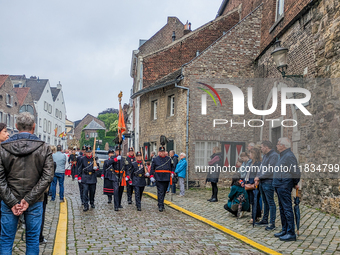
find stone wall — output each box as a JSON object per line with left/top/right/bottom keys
{"left": 139, "top": 85, "right": 187, "bottom": 156}
{"left": 181, "top": 5, "right": 263, "bottom": 187}
{"left": 255, "top": 0, "right": 340, "bottom": 215}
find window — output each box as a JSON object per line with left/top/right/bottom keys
{"left": 59, "top": 111, "right": 62, "bottom": 120}
{"left": 19, "top": 105, "right": 34, "bottom": 115}
{"left": 168, "top": 95, "right": 175, "bottom": 116}
{"left": 55, "top": 109, "right": 59, "bottom": 117}
{"left": 6, "top": 94, "right": 13, "bottom": 107}
{"left": 39, "top": 134, "right": 41, "bottom": 140}
{"left": 48, "top": 104, "right": 52, "bottom": 114}
{"left": 43, "top": 119, "right": 47, "bottom": 132}
{"left": 0, "top": 112, "right": 2, "bottom": 122}
{"left": 150, "top": 142, "right": 157, "bottom": 153}
{"left": 276, "top": 0, "right": 284, "bottom": 20}
{"left": 39, "top": 118, "right": 42, "bottom": 127}
{"left": 90, "top": 132, "right": 98, "bottom": 138}
{"left": 7, "top": 115, "right": 11, "bottom": 128}
{"left": 44, "top": 101, "right": 48, "bottom": 111}
{"left": 43, "top": 135, "right": 46, "bottom": 142}
{"left": 48, "top": 121, "right": 51, "bottom": 134}
{"left": 54, "top": 139, "right": 57, "bottom": 146}
{"left": 151, "top": 100, "right": 158, "bottom": 120}
{"left": 195, "top": 141, "right": 220, "bottom": 167}
{"left": 47, "top": 136, "right": 50, "bottom": 144}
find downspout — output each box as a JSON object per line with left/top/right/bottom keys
{"left": 174, "top": 71, "right": 189, "bottom": 190}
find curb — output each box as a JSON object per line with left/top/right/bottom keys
{"left": 144, "top": 191, "right": 281, "bottom": 255}
{"left": 53, "top": 198, "right": 68, "bottom": 255}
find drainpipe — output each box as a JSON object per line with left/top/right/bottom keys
{"left": 175, "top": 74, "right": 189, "bottom": 190}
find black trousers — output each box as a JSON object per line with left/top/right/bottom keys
{"left": 39, "top": 193, "right": 48, "bottom": 242}
{"left": 83, "top": 183, "right": 96, "bottom": 207}
{"left": 78, "top": 182, "right": 84, "bottom": 203}
{"left": 156, "top": 181, "right": 169, "bottom": 208}
{"left": 211, "top": 182, "right": 218, "bottom": 199}
{"left": 113, "top": 182, "right": 124, "bottom": 209}
{"left": 134, "top": 186, "right": 145, "bottom": 208}
{"left": 126, "top": 183, "right": 134, "bottom": 202}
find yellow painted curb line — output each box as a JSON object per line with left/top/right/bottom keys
{"left": 144, "top": 191, "right": 281, "bottom": 255}
{"left": 53, "top": 199, "right": 68, "bottom": 255}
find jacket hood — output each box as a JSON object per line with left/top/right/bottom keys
{"left": 1, "top": 133, "right": 44, "bottom": 156}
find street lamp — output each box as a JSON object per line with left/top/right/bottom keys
{"left": 271, "top": 39, "right": 303, "bottom": 81}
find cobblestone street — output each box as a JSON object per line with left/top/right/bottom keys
{"left": 65, "top": 178, "right": 262, "bottom": 254}
{"left": 144, "top": 186, "right": 340, "bottom": 255}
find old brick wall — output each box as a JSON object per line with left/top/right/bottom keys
{"left": 181, "top": 5, "right": 263, "bottom": 187}
{"left": 255, "top": 0, "right": 340, "bottom": 215}
{"left": 138, "top": 17, "right": 185, "bottom": 56}
{"left": 139, "top": 85, "right": 187, "bottom": 156}
{"left": 142, "top": 11, "right": 240, "bottom": 88}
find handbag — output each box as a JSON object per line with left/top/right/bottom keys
{"left": 245, "top": 183, "right": 255, "bottom": 191}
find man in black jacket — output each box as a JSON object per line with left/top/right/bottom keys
{"left": 0, "top": 112, "right": 54, "bottom": 254}
{"left": 255, "top": 141, "right": 279, "bottom": 231}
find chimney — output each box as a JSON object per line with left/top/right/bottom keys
{"left": 57, "top": 81, "right": 62, "bottom": 89}
{"left": 172, "top": 31, "right": 176, "bottom": 42}
{"left": 184, "top": 21, "right": 192, "bottom": 35}
{"left": 196, "top": 50, "right": 200, "bottom": 57}
{"left": 30, "top": 76, "right": 37, "bottom": 80}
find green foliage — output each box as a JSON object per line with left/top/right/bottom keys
{"left": 109, "top": 119, "right": 118, "bottom": 134}
{"left": 97, "top": 113, "right": 118, "bottom": 130}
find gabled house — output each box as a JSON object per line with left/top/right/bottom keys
{"left": 0, "top": 75, "right": 20, "bottom": 135}
{"left": 25, "top": 76, "right": 66, "bottom": 148}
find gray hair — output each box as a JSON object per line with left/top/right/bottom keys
{"left": 278, "top": 137, "right": 291, "bottom": 149}
{"left": 248, "top": 142, "right": 255, "bottom": 148}
{"left": 180, "top": 152, "right": 186, "bottom": 157}
{"left": 151, "top": 151, "right": 156, "bottom": 156}
{"left": 16, "top": 112, "right": 35, "bottom": 131}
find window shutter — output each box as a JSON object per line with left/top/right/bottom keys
{"left": 5, "top": 94, "right": 8, "bottom": 104}
{"left": 11, "top": 96, "right": 13, "bottom": 106}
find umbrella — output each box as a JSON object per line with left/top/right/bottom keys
{"left": 252, "top": 185, "right": 260, "bottom": 227}
{"left": 294, "top": 188, "right": 300, "bottom": 235}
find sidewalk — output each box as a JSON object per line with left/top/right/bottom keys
{"left": 145, "top": 186, "right": 340, "bottom": 255}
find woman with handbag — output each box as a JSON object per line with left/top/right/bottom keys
{"left": 206, "top": 146, "right": 223, "bottom": 202}
{"left": 244, "top": 147, "right": 262, "bottom": 223}
{"left": 224, "top": 174, "right": 249, "bottom": 217}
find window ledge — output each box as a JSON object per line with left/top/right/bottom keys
{"left": 269, "top": 14, "right": 284, "bottom": 34}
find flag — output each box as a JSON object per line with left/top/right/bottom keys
{"left": 58, "top": 132, "right": 63, "bottom": 138}
{"left": 54, "top": 127, "right": 58, "bottom": 137}
{"left": 118, "top": 103, "right": 126, "bottom": 143}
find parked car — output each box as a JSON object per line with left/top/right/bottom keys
{"left": 95, "top": 150, "right": 109, "bottom": 177}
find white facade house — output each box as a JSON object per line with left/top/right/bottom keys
{"left": 26, "top": 78, "right": 66, "bottom": 148}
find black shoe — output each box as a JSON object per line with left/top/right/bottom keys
{"left": 108, "top": 201, "right": 112, "bottom": 204}
{"left": 207, "top": 198, "right": 213, "bottom": 201}
{"left": 50, "top": 199, "right": 55, "bottom": 202}
{"left": 114, "top": 208, "right": 119, "bottom": 211}
{"left": 159, "top": 207, "right": 163, "bottom": 212}
{"left": 60, "top": 199, "right": 65, "bottom": 203}
{"left": 279, "top": 234, "right": 296, "bottom": 241}
{"left": 137, "top": 207, "right": 141, "bottom": 211}
{"left": 128, "top": 201, "right": 132, "bottom": 204}
{"left": 119, "top": 205, "right": 123, "bottom": 208}
{"left": 91, "top": 204, "right": 95, "bottom": 208}
{"left": 83, "top": 207, "right": 89, "bottom": 212}
{"left": 274, "top": 231, "right": 286, "bottom": 238}
{"left": 265, "top": 224, "right": 276, "bottom": 231}
{"left": 210, "top": 198, "right": 218, "bottom": 202}
{"left": 255, "top": 220, "right": 268, "bottom": 226}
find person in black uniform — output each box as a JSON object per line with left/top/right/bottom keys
{"left": 69, "top": 147, "right": 77, "bottom": 181}
{"left": 75, "top": 145, "right": 86, "bottom": 205}
{"left": 127, "top": 151, "right": 149, "bottom": 211}
{"left": 150, "top": 146, "right": 175, "bottom": 212}
{"left": 108, "top": 146, "right": 126, "bottom": 211}
{"left": 78, "top": 146, "right": 99, "bottom": 211}
{"left": 125, "top": 147, "right": 135, "bottom": 204}
{"left": 102, "top": 149, "right": 115, "bottom": 203}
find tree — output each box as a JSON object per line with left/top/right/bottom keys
{"left": 109, "top": 119, "right": 118, "bottom": 134}
{"left": 98, "top": 113, "right": 118, "bottom": 130}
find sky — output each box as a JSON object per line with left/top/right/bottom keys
{"left": 0, "top": 0, "right": 223, "bottom": 121}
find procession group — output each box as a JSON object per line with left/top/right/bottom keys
{"left": 68, "top": 145, "right": 181, "bottom": 212}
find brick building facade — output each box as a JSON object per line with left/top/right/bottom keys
{"left": 131, "top": 0, "right": 340, "bottom": 213}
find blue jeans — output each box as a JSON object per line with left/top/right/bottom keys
{"left": 51, "top": 173, "right": 65, "bottom": 200}
{"left": 275, "top": 187, "right": 295, "bottom": 235}
{"left": 0, "top": 201, "right": 43, "bottom": 255}
{"left": 259, "top": 182, "right": 276, "bottom": 224}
